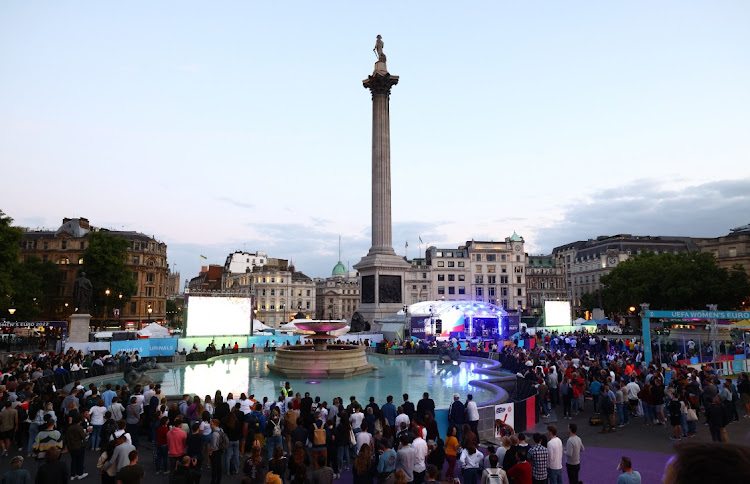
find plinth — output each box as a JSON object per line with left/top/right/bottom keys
{"left": 69, "top": 313, "right": 91, "bottom": 342}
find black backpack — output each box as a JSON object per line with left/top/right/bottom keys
{"left": 249, "top": 413, "right": 261, "bottom": 434}
{"left": 101, "top": 419, "right": 117, "bottom": 444}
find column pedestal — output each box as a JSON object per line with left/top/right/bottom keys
{"left": 69, "top": 313, "right": 91, "bottom": 343}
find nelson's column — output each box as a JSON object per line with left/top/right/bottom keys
{"left": 353, "top": 35, "right": 410, "bottom": 325}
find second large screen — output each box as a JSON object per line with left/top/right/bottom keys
{"left": 187, "top": 296, "right": 252, "bottom": 336}
{"left": 545, "top": 300, "right": 572, "bottom": 327}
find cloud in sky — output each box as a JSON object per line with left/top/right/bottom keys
{"left": 532, "top": 178, "right": 750, "bottom": 253}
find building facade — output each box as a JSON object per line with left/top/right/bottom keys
{"left": 466, "top": 233, "right": 527, "bottom": 311}
{"left": 525, "top": 255, "right": 567, "bottom": 317}
{"left": 405, "top": 257, "right": 434, "bottom": 305}
{"left": 20, "top": 217, "right": 169, "bottom": 328}
{"left": 553, "top": 234, "right": 699, "bottom": 314}
{"left": 423, "top": 246, "right": 470, "bottom": 303}
{"left": 697, "top": 224, "right": 750, "bottom": 275}
{"left": 315, "top": 261, "right": 360, "bottom": 320}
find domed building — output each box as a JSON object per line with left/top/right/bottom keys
{"left": 314, "top": 260, "right": 360, "bottom": 320}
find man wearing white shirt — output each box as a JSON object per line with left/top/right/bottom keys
{"left": 546, "top": 425, "right": 563, "bottom": 484}
{"left": 395, "top": 407, "right": 410, "bottom": 430}
{"left": 626, "top": 380, "right": 641, "bottom": 417}
{"left": 355, "top": 428, "right": 373, "bottom": 455}
{"left": 465, "top": 395, "right": 479, "bottom": 437}
{"left": 350, "top": 407, "right": 365, "bottom": 433}
{"left": 411, "top": 434, "right": 428, "bottom": 484}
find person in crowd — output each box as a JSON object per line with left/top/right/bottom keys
{"left": 2, "top": 456, "right": 31, "bottom": 484}
{"left": 480, "top": 454, "right": 508, "bottom": 484}
{"left": 459, "top": 442, "right": 483, "bottom": 484}
{"left": 117, "top": 450, "right": 145, "bottom": 484}
{"left": 564, "top": 424, "right": 584, "bottom": 484}
{"left": 616, "top": 456, "right": 641, "bottom": 484}
{"left": 35, "top": 447, "right": 68, "bottom": 484}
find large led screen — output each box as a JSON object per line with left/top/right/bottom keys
{"left": 544, "top": 301, "right": 572, "bottom": 327}
{"left": 187, "top": 296, "right": 252, "bottom": 336}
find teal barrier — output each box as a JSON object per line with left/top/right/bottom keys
{"left": 435, "top": 408, "right": 450, "bottom": 440}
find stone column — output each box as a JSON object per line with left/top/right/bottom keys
{"left": 363, "top": 72, "right": 399, "bottom": 256}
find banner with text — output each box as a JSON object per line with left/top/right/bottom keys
{"left": 494, "top": 402, "right": 515, "bottom": 437}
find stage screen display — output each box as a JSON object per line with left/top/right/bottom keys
{"left": 187, "top": 296, "right": 252, "bottom": 336}
{"left": 545, "top": 301, "right": 572, "bottom": 327}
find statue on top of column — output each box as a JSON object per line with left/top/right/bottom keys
{"left": 372, "top": 35, "right": 388, "bottom": 75}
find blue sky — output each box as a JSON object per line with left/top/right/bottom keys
{"left": 2, "top": 1, "right": 748, "bottom": 281}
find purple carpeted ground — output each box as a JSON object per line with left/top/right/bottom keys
{"left": 333, "top": 445, "right": 670, "bottom": 484}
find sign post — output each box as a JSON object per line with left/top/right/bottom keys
{"left": 640, "top": 303, "right": 652, "bottom": 364}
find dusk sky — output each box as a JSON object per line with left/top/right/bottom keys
{"left": 2, "top": 2, "right": 748, "bottom": 282}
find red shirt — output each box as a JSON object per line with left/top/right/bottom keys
{"left": 506, "top": 461, "right": 532, "bottom": 484}
{"left": 157, "top": 425, "right": 169, "bottom": 446}
{"left": 166, "top": 427, "right": 187, "bottom": 457}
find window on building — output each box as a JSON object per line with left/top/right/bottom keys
{"left": 502, "top": 287, "right": 508, "bottom": 296}
{"left": 132, "top": 272, "right": 138, "bottom": 280}
{"left": 147, "top": 273, "right": 154, "bottom": 282}
{"left": 501, "top": 255, "right": 506, "bottom": 262}
{"left": 550, "top": 281, "right": 555, "bottom": 289}
{"left": 78, "top": 258, "right": 84, "bottom": 264}
{"left": 422, "top": 284, "right": 427, "bottom": 290}
{"left": 517, "top": 288, "right": 522, "bottom": 296}
{"left": 487, "top": 254, "right": 496, "bottom": 262}
{"left": 541, "top": 280, "right": 546, "bottom": 289}
{"left": 261, "top": 301, "right": 266, "bottom": 309}
{"left": 515, "top": 266, "right": 523, "bottom": 273}
{"left": 516, "top": 276, "right": 522, "bottom": 284}
{"left": 80, "top": 241, "right": 85, "bottom": 249}
{"left": 488, "top": 276, "right": 496, "bottom": 284}
{"left": 500, "top": 276, "right": 508, "bottom": 284}
{"left": 729, "top": 247, "right": 737, "bottom": 257}
{"left": 146, "top": 287, "right": 154, "bottom": 296}
{"left": 271, "top": 289, "right": 275, "bottom": 296}
{"left": 475, "top": 275, "right": 483, "bottom": 284}
{"left": 438, "top": 261, "right": 444, "bottom": 267}
{"left": 306, "top": 290, "right": 311, "bottom": 296}
{"left": 475, "top": 265, "right": 482, "bottom": 273}
{"left": 133, "top": 256, "right": 140, "bottom": 265}
{"left": 458, "top": 261, "right": 465, "bottom": 267}
{"left": 448, "top": 274, "right": 455, "bottom": 281}
{"left": 412, "top": 285, "right": 417, "bottom": 290}
{"left": 458, "top": 275, "right": 466, "bottom": 282}
{"left": 270, "top": 302, "right": 276, "bottom": 310}
{"left": 438, "top": 286, "right": 445, "bottom": 295}
{"left": 502, "top": 299, "right": 508, "bottom": 309}
{"left": 475, "top": 287, "right": 483, "bottom": 297}
{"left": 516, "top": 255, "right": 521, "bottom": 262}
{"left": 43, "top": 242, "right": 48, "bottom": 250}
{"left": 437, "top": 274, "right": 445, "bottom": 281}
{"left": 61, "top": 240, "right": 67, "bottom": 249}
{"left": 448, "top": 261, "right": 455, "bottom": 267}
{"left": 279, "top": 289, "right": 284, "bottom": 296}
{"left": 436, "top": 251, "right": 443, "bottom": 257}
{"left": 130, "top": 302, "right": 136, "bottom": 313}
{"left": 501, "top": 265, "right": 507, "bottom": 273}
{"left": 262, "top": 289, "right": 266, "bottom": 296}
{"left": 458, "top": 286, "right": 466, "bottom": 295}
{"left": 517, "top": 299, "right": 523, "bottom": 308}
{"left": 532, "top": 297, "right": 538, "bottom": 306}
{"left": 306, "top": 301, "right": 311, "bottom": 309}
{"left": 475, "top": 254, "right": 482, "bottom": 261}
{"left": 489, "top": 287, "right": 496, "bottom": 297}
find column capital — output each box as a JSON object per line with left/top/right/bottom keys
{"left": 363, "top": 73, "right": 399, "bottom": 96}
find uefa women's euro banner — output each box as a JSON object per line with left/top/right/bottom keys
{"left": 111, "top": 338, "right": 178, "bottom": 357}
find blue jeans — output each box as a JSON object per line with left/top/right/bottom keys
{"left": 571, "top": 396, "right": 579, "bottom": 414}
{"left": 266, "top": 435, "right": 282, "bottom": 461}
{"left": 90, "top": 424, "right": 102, "bottom": 449}
{"left": 680, "top": 414, "right": 688, "bottom": 436}
{"left": 337, "top": 445, "right": 350, "bottom": 470}
{"left": 27, "top": 423, "right": 39, "bottom": 454}
{"left": 155, "top": 445, "right": 169, "bottom": 472}
{"left": 547, "top": 468, "right": 563, "bottom": 484}
{"left": 687, "top": 420, "right": 696, "bottom": 435}
{"left": 617, "top": 403, "right": 628, "bottom": 425}
{"left": 462, "top": 467, "right": 479, "bottom": 484}
{"left": 541, "top": 399, "right": 550, "bottom": 415}
{"left": 224, "top": 440, "right": 240, "bottom": 474}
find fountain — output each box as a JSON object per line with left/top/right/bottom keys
{"left": 267, "top": 321, "right": 377, "bottom": 379}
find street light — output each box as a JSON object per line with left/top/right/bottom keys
{"left": 147, "top": 305, "right": 153, "bottom": 328}
{"left": 104, "top": 289, "right": 111, "bottom": 330}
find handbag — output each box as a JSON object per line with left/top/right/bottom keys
{"left": 686, "top": 408, "right": 698, "bottom": 422}
{"left": 349, "top": 429, "right": 356, "bottom": 446}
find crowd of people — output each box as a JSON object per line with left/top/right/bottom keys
{"left": 2, "top": 330, "right": 750, "bottom": 484}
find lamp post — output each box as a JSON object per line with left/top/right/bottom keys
{"left": 104, "top": 289, "right": 111, "bottom": 331}
{"left": 147, "top": 305, "right": 153, "bottom": 329}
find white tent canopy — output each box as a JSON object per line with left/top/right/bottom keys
{"left": 137, "top": 322, "right": 171, "bottom": 338}
{"left": 252, "top": 319, "right": 272, "bottom": 332}
{"left": 573, "top": 317, "right": 588, "bottom": 325}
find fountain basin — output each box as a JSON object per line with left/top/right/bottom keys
{"left": 267, "top": 344, "right": 377, "bottom": 379}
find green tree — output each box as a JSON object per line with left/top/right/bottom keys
{"left": 600, "top": 251, "right": 750, "bottom": 313}
{"left": 10, "top": 256, "right": 62, "bottom": 320}
{"left": 0, "top": 210, "right": 23, "bottom": 315}
{"left": 82, "top": 231, "right": 136, "bottom": 319}
{"left": 166, "top": 299, "right": 177, "bottom": 326}
{"left": 580, "top": 292, "right": 598, "bottom": 312}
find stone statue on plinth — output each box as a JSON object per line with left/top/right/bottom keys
{"left": 73, "top": 271, "right": 93, "bottom": 313}
{"left": 372, "top": 35, "right": 388, "bottom": 75}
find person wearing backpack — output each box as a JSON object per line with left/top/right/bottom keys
{"left": 247, "top": 403, "right": 266, "bottom": 449}
{"left": 480, "top": 454, "right": 509, "bottom": 484}
{"left": 265, "top": 410, "right": 284, "bottom": 461}
{"left": 208, "top": 419, "right": 227, "bottom": 484}
{"left": 310, "top": 411, "right": 328, "bottom": 470}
